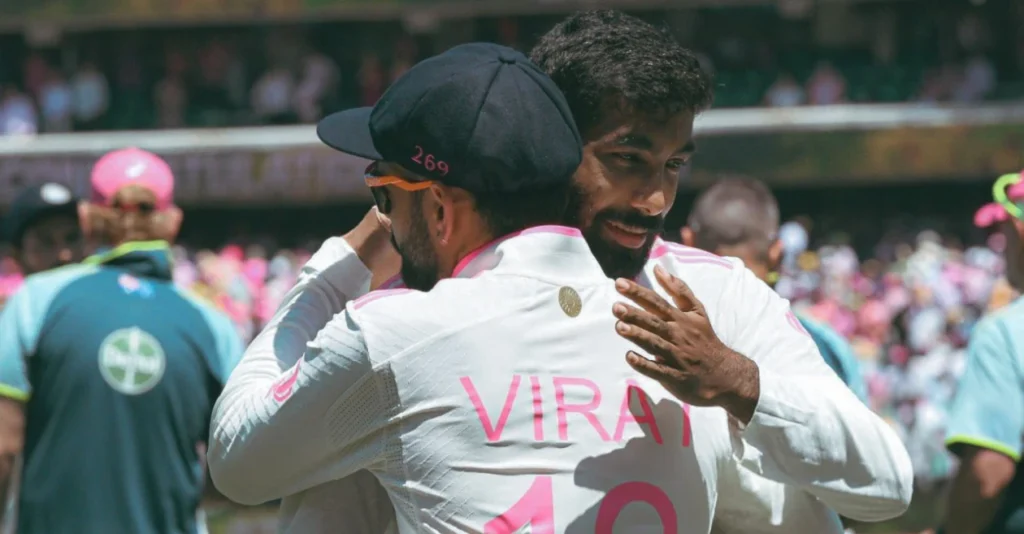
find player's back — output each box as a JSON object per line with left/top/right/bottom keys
{"left": 347, "top": 228, "right": 732, "bottom": 534}
{"left": 0, "top": 245, "right": 240, "bottom": 534}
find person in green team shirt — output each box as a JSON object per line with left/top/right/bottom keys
{"left": 943, "top": 170, "right": 1024, "bottom": 534}
{"left": 0, "top": 148, "right": 242, "bottom": 534}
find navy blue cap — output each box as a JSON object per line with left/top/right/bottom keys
{"left": 317, "top": 42, "right": 582, "bottom": 194}
{"left": 5, "top": 183, "right": 79, "bottom": 244}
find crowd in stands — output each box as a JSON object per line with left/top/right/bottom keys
{"left": 776, "top": 222, "right": 1014, "bottom": 489}
{"left": 1, "top": 2, "right": 1023, "bottom": 135}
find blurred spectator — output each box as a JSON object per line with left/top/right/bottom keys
{"left": 71, "top": 61, "right": 109, "bottom": 131}
{"left": 0, "top": 84, "right": 37, "bottom": 135}
{"left": 155, "top": 51, "right": 189, "bottom": 129}
{"left": 251, "top": 65, "right": 295, "bottom": 125}
{"left": 38, "top": 70, "right": 72, "bottom": 132}
{"left": 0, "top": 5, "right": 1021, "bottom": 136}
{"left": 193, "top": 41, "right": 237, "bottom": 126}
{"left": 764, "top": 72, "right": 806, "bottom": 107}
{"left": 293, "top": 50, "right": 339, "bottom": 123}
{"left": 358, "top": 53, "right": 386, "bottom": 107}
{"left": 806, "top": 61, "right": 847, "bottom": 105}
{"left": 919, "top": 65, "right": 959, "bottom": 103}
{"left": 22, "top": 54, "right": 48, "bottom": 100}
{"left": 952, "top": 54, "right": 996, "bottom": 103}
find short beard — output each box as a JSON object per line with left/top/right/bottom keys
{"left": 567, "top": 190, "right": 663, "bottom": 280}
{"left": 394, "top": 200, "right": 441, "bottom": 292}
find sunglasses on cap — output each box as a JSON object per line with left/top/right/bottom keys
{"left": 364, "top": 163, "right": 434, "bottom": 215}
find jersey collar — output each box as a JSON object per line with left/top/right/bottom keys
{"left": 83, "top": 240, "right": 174, "bottom": 281}
{"left": 452, "top": 225, "right": 608, "bottom": 283}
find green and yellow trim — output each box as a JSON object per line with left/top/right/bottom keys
{"left": 946, "top": 434, "right": 1022, "bottom": 462}
{"left": 0, "top": 384, "right": 30, "bottom": 403}
{"left": 994, "top": 172, "right": 1024, "bottom": 220}
{"left": 83, "top": 240, "right": 172, "bottom": 266}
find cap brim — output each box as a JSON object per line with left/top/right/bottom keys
{"left": 316, "top": 107, "right": 382, "bottom": 160}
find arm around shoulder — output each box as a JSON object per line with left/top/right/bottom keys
{"left": 717, "top": 264, "right": 913, "bottom": 522}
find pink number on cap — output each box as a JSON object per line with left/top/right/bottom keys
{"left": 411, "top": 145, "right": 449, "bottom": 176}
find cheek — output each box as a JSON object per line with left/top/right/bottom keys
{"left": 663, "top": 179, "right": 679, "bottom": 212}
{"left": 576, "top": 159, "right": 631, "bottom": 212}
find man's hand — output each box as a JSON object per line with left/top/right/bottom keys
{"left": 343, "top": 207, "right": 401, "bottom": 289}
{"left": 612, "top": 265, "right": 760, "bottom": 424}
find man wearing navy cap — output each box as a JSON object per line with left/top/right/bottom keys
{"left": 5, "top": 183, "right": 84, "bottom": 276}
{"left": 210, "top": 43, "right": 751, "bottom": 533}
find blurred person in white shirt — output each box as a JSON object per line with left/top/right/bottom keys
{"left": 764, "top": 73, "right": 806, "bottom": 107}
{"left": 953, "top": 54, "right": 996, "bottom": 103}
{"left": 806, "top": 61, "right": 847, "bottom": 105}
{"left": 70, "top": 62, "right": 109, "bottom": 131}
{"left": 251, "top": 66, "right": 295, "bottom": 125}
{"left": 294, "top": 50, "right": 338, "bottom": 123}
{"left": 0, "top": 85, "right": 37, "bottom": 136}
{"left": 212, "top": 11, "right": 913, "bottom": 534}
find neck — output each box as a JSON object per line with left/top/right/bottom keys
{"left": 444, "top": 228, "right": 498, "bottom": 279}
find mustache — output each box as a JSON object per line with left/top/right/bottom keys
{"left": 595, "top": 209, "right": 665, "bottom": 233}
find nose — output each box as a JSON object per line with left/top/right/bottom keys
{"left": 59, "top": 248, "right": 73, "bottom": 263}
{"left": 630, "top": 181, "right": 669, "bottom": 217}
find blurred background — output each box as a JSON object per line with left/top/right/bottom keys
{"left": 1, "top": 0, "right": 1023, "bottom": 532}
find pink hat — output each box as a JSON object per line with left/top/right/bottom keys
{"left": 90, "top": 148, "right": 174, "bottom": 209}
{"left": 974, "top": 171, "right": 1024, "bottom": 228}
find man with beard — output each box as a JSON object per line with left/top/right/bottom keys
{"left": 211, "top": 11, "right": 911, "bottom": 533}
{"left": 210, "top": 42, "right": 752, "bottom": 532}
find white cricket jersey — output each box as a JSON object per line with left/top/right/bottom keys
{"left": 211, "top": 226, "right": 735, "bottom": 533}
{"left": 209, "top": 228, "right": 913, "bottom": 534}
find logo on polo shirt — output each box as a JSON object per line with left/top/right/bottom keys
{"left": 98, "top": 327, "right": 166, "bottom": 395}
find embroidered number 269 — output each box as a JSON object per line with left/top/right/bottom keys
{"left": 410, "top": 145, "right": 449, "bottom": 175}
{"left": 483, "top": 476, "right": 678, "bottom": 533}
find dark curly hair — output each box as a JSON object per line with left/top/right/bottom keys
{"left": 530, "top": 10, "right": 713, "bottom": 136}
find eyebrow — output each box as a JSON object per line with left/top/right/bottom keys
{"left": 613, "top": 136, "right": 697, "bottom": 156}
{"left": 614, "top": 134, "right": 652, "bottom": 150}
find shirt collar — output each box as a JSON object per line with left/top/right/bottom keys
{"left": 82, "top": 240, "right": 174, "bottom": 281}
{"left": 452, "top": 225, "right": 608, "bottom": 283}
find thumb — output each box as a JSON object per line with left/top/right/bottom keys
{"left": 372, "top": 207, "right": 392, "bottom": 233}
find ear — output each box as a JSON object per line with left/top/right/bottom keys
{"left": 78, "top": 201, "right": 92, "bottom": 237}
{"left": 427, "top": 184, "right": 456, "bottom": 246}
{"left": 768, "top": 238, "right": 783, "bottom": 271}
{"left": 159, "top": 206, "right": 184, "bottom": 241}
{"left": 680, "top": 227, "right": 695, "bottom": 247}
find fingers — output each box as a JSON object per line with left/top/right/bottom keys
{"left": 654, "top": 265, "right": 705, "bottom": 314}
{"left": 612, "top": 303, "right": 672, "bottom": 339}
{"left": 614, "top": 278, "right": 676, "bottom": 320}
{"left": 625, "top": 351, "right": 678, "bottom": 382}
{"left": 615, "top": 320, "right": 676, "bottom": 361}
{"left": 372, "top": 207, "right": 393, "bottom": 232}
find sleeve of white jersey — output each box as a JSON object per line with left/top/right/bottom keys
{"left": 713, "top": 262, "right": 913, "bottom": 522}
{"left": 207, "top": 237, "right": 374, "bottom": 505}
{"left": 208, "top": 308, "right": 387, "bottom": 505}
